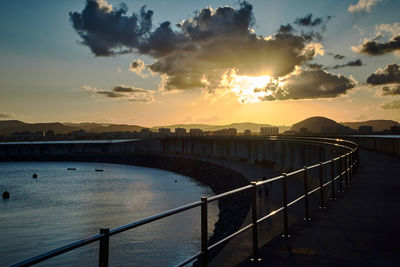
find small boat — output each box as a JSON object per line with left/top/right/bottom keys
{"left": 67, "top": 168, "right": 76, "bottom": 170}
{"left": 32, "top": 173, "right": 38, "bottom": 178}
{"left": 95, "top": 169, "right": 104, "bottom": 172}
{"left": 2, "top": 191, "right": 10, "bottom": 199}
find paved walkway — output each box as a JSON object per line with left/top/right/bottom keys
{"left": 214, "top": 149, "right": 400, "bottom": 266}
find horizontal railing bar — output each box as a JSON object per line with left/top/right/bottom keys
{"left": 287, "top": 194, "right": 305, "bottom": 207}
{"left": 110, "top": 201, "right": 202, "bottom": 236}
{"left": 333, "top": 174, "right": 341, "bottom": 181}
{"left": 287, "top": 168, "right": 305, "bottom": 176}
{"left": 175, "top": 252, "right": 202, "bottom": 267}
{"left": 308, "top": 186, "right": 321, "bottom": 195}
{"left": 308, "top": 162, "right": 321, "bottom": 169}
{"left": 323, "top": 180, "right": 332, "bottom": 187}
{"left": 256, "top": 175, "right": 284, "bottom": 186}
{"left": 208, "top": 185, "right": 253, "bottom": 202}
{"left": 10, "top": 233, "right": 103, "bottom": 267}
{"left": 208, "top": 223, "right": 254, "bottom": 251}
{"left": 257, "top": 207, "right": 285, "bottom": 224}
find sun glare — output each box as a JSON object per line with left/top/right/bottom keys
{"left": 226, "top": 73, "right": 282, "bottom": 103}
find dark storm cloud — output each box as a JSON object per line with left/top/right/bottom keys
{"left": 69, "top": 0, "right": 153, "bottom": 56}
{"left": 381, "top": 85, "right": 400, "bottom": 96}
{"left": 356, "top": 36, "right": 400, "bottom": 56}
{"left": 381, "top": 99, "right": 400, "bottom": 109}
{"left": 332, "top": 59, "right": 363, "bottom": 69}
{"left": 71, "top": 1, "right": 327, "bottom": 91}
{"left": 260, "top": 69, "right": 355, "bottom": 101}
{"left": 112, "top": 85, "right": 147, "bottom": 93}
{"left": 366, "top": 64, "right": 400, "bottom": 85}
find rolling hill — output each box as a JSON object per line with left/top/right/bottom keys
{"left": 291, "top": 116, "right": 349, "bottom": 134}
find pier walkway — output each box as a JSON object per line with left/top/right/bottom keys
{"left": 230, "top": 149, "right": 400, "bottom": 266}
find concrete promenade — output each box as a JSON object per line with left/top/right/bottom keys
{"left": 232, "top": 149, "right": 400, "bottom": 266}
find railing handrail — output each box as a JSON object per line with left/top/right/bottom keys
{"left": 9, "top": 137, "right": 359, "bottom": 267}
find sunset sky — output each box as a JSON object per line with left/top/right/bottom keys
{"left": 0, "top": 0, "right": 399, "bottom": 127}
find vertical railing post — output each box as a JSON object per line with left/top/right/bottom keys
{"left": 282, "top": 173, "right": 290, "bottom": 237}
{"left": 319, "top": 162, "right": 325, "bottom": 209}
{"left": 250, "top": 182, "right": 261, "bottom": 262}
{"left": 303, "top": 167, "right": 310, "bottom": 220}
{"left": 338, "top": 156, "right": 344, "bottom": 193}
{"left": 350, "top": 153, "right": 353, "bottom": 183}
{"left": 345, "top": 154, "right": 349, "bottom": 187}
{"left": 99, "top": 228, "right": 109, "bottom": 267}
{"left": 200, "top": 197, "right": 208, "bottom": 267}
{"left": 330, "top": 159, "right": 336, "bottom": 200}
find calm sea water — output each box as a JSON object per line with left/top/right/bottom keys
{"left": 0, "top": 162, "right": 219, "bottom": 266}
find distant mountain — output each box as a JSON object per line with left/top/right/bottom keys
{"left": 291, "top": 116, "right": 347, "bottom": 133}
{"left": 0, "top": 120, "right": 144, "bottom": 136}
{"left": 341, "top": 120, "right": 399, "bottom": 132}
{"left": 0, "top": 120, "right": 76, "bottom": 135}
{"left": 86, "top": 124, "right": 144, "bottom": 133}
{"left": 151, "top": 122, "right": 278, "bottom": 132}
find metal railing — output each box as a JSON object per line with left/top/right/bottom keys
{"left": 10, "top": 137, "right": 359, "bottom": 267}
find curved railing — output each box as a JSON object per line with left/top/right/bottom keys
{"left": 10, "top": 137, "right": 359, "bottom": 267}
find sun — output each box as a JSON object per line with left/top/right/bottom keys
{"left": 227, "top": 74, "right": 279, "bottom": 103}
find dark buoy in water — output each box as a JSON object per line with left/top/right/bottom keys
{"left": 2, "top": 191, "right": 10, "bottom": 199}
{"left": 95, "top": 169, "right": 104, "bottom": 172}
{"left": 32, "top": 173, "right": 38, "bottom": 178}
{"left": 67, "top": 168, "right": 76, "bottom": 170}
{"left": 174, "top": 180, "right": 177, "bottom": 183}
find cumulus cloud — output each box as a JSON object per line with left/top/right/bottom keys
{"left": 348, "top": 0, "right": 383, "bottom": 13}
{"left": 0, "top": 112, "right": 12, "bottom": 119}
{"left": 69, "top": 0, "right": 154, "bottom": 56}
{"left": 258, "top": 68, "right": 355, "bottom": 101}
{"left": 353, "top": 36, "right": 400, "bottom": 55}
{"left": 353, "top": 23, "right": 400, "bottom": 56}
{"left": 81, "top": 84, "right": 154, "bottom": 102}
{"left": 71, "top": 1, "right": 328, "bottom": 93}
{"left": 366, "top": 64, "right": 400, "bottom": 85}
{"left": 332, "top": 59, "right": 363, "bottom": 69}
{"left": 381, "top": 99, "right": 400, "bottom": 109}
{"left": 381, "top": 85, "right": 400, "bottom": 96}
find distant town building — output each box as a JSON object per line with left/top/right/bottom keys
{"left": 158, "top": 128, "right": 171, "bottom": 136}
{"left": 260, "top": 127, "right": 279, "bottom": 136}
{"left": 189, "top": 128, "right": 203, "bottom": 136}
{"left": 212, "top": 128, "right": 237, "bottom": 136}
{"left": 321, "top": 126, "right": 334, "bottom": 134}
{"left": 244, "top": 129, "right": 251, "bottom": 136}
{"left": 358, "top": 126, "right": 373, "bottom": 134}
{"left": 299, "top": 127, "right": 308, "bottom": 135}
{"left": 390, "top": 126, "right": 400, "bottom": 133}
{"left": 45, "top": 130, "right": 55, "bottom": 137}
{"left": 175, "top": 128, "right": 187, "bottom": 136}
{"left": 282, "top": 130, "right": 296, "bottom": 135}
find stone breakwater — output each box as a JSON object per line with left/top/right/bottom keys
{"left": 1, "top": 153, "right": 251, "bottom": 262}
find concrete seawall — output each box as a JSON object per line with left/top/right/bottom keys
{"left": 0, "top": 137, "right": 354, "bottom": 264}
{"left": 345, "top": 136, "right": 400, "bottom": 157}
